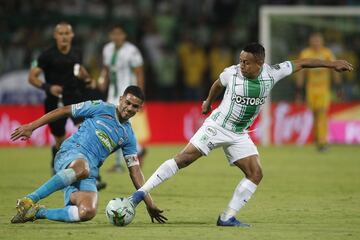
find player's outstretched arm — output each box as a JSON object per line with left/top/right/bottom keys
{"left": 128, "top": 164, "right": 168, "bottom": 223}
{"left": 292, "top": 59, "right": 353, "bottom": 73}
{"left": 202, "top": 79, "right": 224, "bottom": 114}
{"left": 10, "top": 105, "right": 72, "bottom": 141}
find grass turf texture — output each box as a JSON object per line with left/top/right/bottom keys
{"left": 0, "top": 145, "right": 359, "bottom": 240}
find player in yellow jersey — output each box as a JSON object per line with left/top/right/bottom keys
{"left": 297, "top": 33, "right": 341, "bottom": 152}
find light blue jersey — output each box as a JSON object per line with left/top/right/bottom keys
{"left": 60, "top": 100, "right": 137, "bottom": 169}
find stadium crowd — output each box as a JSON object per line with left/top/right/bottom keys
{"left": 0, "top": 0, "right": 359, "bottom": 102}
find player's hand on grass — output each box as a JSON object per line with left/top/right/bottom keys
{"left": 202, "top": 100, "right": 212, "bottom": 115}
{"left": 333, "top": 60, "right": 353, "bottom": 72}
{"left": 146, "top": 204, "right": 168, "bottom": 224}
{"left": 10, "top": 124, "right": 33, "bottom": 141}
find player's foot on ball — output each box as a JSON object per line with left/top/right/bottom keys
{"left": 128, "top": 191, "right": 145, "bottom": 207}
{"left": 10, "top": 198, "right": 41, "bottom": 223}
{"left": 216, "top": 216, "right": 250, "bottom": 227}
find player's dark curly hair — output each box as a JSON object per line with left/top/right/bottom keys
{"left": 124, "top": 86, "right": 145, "bottom": 102}
{"left": 243, "top": 43, "right": 265, "bottom": 61}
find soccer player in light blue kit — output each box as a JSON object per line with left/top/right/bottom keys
{"left": 10, "top": 86, "right": 167, "bottom": 224}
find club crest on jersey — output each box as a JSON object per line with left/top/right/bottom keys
{"left": 232, "top": 95, "right": 266, "bottom": 106}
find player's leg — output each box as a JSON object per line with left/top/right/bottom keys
{"left": 316, "top": 108, "right": 328, "bottom": 151}
{"left": 35, "top": 171, "right": 98, "bottom": 222}
{"left": 52, "top": 134, "right": 66, "bottom": 173}
{"left": 11, "top": 156, "right": 90, "bottom": 223}
{"left": 130, "top": 143, "right": 203, "bottom": 205}
{"left": 45, "top": 99, "right": 67, "bottom": 175}
{"left": 131, "top": 121, "right": 219, "bottom": 205}
{"left": 27, "top": 158, "right": 90, "bottom": 203}
{"left": 316, "top": 93, "right": 330, "bottom": 152}
{"left": 218, "top": 134, "right": 261, "bottom": 227}
{"left": 218, "top": 155, "right": 261, "bottom": 227}
{"left": 36, "top": 191, "right": 98, "bottom": 222}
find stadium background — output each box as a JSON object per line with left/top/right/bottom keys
{"left": 0, "top": 0, "right": 359, "bottom": 146}
{"left": 0, "top": 1, "right": 359, "bottom": 240}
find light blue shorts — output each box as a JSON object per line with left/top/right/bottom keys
{"left": 54, "top": 147, "right": 98, "bottom": 206}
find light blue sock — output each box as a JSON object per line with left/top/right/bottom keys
{"left": 36, "top": 206, "right": 80, "bottom": 222}
{"left": 27, "top": 168, "right": 77, "bottom": 203}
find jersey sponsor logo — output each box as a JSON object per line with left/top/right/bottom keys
{"left": 96, "top": 120, "right": 112, "bottom": 132}
{"left": 95, "top": 130, "right": 116, "bottom": 152}
{"left": 232, "top": 95, "right": 266, "bottom": 106}
{"left": 205, "top": 127, "right": 217, "bottom": 136}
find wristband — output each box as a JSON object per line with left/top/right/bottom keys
{"left": 40, "top": 82, "right": 51, "bottom": 93}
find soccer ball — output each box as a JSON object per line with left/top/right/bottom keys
{"left": 105, "top": 197, "right": 135, "bottom": 226}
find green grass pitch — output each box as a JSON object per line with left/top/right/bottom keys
{"left": 1, "top": 145, "right": 359, "bottom": 240}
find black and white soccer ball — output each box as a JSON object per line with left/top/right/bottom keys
{"left": 105, "top": 197, "right": 135, "bottom": 226}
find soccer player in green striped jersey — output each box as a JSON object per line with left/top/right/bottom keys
{"left": 129, "top": 43, "right": 353, "bottom": 227}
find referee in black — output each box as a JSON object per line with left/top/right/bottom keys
{"left": 28, "top": 21, "right": 106, "bottom": 190}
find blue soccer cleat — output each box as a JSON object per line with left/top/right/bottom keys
{"left": 128, "top": 191, "right": 145, "bottom": 207}
{"left": 216, "top": 216, "right": 251, "bottom": 227}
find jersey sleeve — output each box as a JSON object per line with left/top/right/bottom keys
{"left": 71, "top": 100, "right": 105, "bottom": 118}
{"left": 268, "top": 61, "right": 294, "bottom": 83}
{"left": 219, "top": 66, "right": 235, "bottom": 87}
{"left": 129, "top": 47, "right": 143, "bottom": 68}
{"left": 36, "top": 51, "right": 48, "bottom": 70}
{"left": 122, "top": 132, "right": 139, "bottom": 167}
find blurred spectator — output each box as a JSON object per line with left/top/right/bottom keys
{"left": 208, "top": 32, "right": 233, "bottom": 81}
{"left": 296, "top": 32, "right": 341, "bottom": 152}
{"left": 178, "top": 32, "right": 207, "bottom": 100}
{"left": 154, "top": 44, "right": 178, "bottom": 100}
{"left": 98, "top": 24, "right": 148, "bottom": 171}
{"left": 0, "top": 0, "right": 359, "bottom": 102}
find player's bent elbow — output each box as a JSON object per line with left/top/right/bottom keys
{"left": 78, "top": 205, "right": 97, "bottom": 221}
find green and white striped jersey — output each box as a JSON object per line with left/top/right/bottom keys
{"left": 210, "top": 61, "right": 294, "bottom": 133}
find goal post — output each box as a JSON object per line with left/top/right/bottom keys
{"left": 259, "top": 5, "right": 360, "bottom": 145}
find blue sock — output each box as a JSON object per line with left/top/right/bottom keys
{"left": 27, "top": 168, "right": 77, "bottom": 203}
{"left": 36, "top": 206, "right": 80, "bottom": 222}
{"left": 130, "top": 191, "right": 145, "bottom": 207}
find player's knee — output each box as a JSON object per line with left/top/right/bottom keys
{"left": 78, "top": 205, "right": 97, "bottom": 221}
{"left": 77, "top": 167, "right": 90, "bottom": 179}
{"left": 70, "top": 159, "right": 90, "bottom": 179}
{"left": 249, "top": 168, "right": 263, "bottom": 184}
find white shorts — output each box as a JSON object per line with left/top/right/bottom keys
{"left": 190, "top": 118, "right": 259, "bottom": 164}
